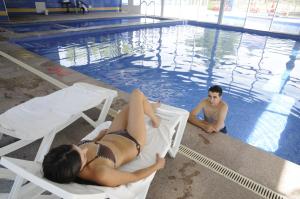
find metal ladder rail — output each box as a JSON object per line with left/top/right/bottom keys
{"left": 140, "top": 0, "right": 156, "bottom": 17}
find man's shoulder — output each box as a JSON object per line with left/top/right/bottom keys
{"left": 202, "top": 98, "right": 209, "bottom": 105}
{"left": 220, "top": 100, "right": 228, "bottom": 109}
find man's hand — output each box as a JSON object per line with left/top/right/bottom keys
{"left": 206, "top": 125, "right": 217, "bottom": 133}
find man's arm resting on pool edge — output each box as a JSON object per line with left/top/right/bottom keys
{"left": 188, "top": 103, "right": 228, "bottom": 133}
{"left": 188, "top": 100, "right": 217, "bottom": 133}
{"left": 188, "top": 114, "right": 217, "bottom": 133}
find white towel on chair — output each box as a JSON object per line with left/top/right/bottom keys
{"left": 0, "top": 83, "right": 108, "bottom": 140}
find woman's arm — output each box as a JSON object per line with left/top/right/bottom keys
{"left": 94, "top": 154, "right": 165, "bottom": 187}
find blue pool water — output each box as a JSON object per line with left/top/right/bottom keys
{"left": 16, "top": 24, "right": 300, "bottom": 164}
{"left": 0, "top": 17, "right": 161, "bottom": 33}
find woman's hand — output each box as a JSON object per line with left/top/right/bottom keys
{"left": 155, "top": 154, "right": 165, "bottom": 170}
{"left": 94, "top": 129, "right": 109, "bottom": 141}
{"left": 100, "top": 129, "right": 109, "bottom": 134}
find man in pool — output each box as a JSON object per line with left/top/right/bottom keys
{"left": 188, "top": 85, "right": 228, "bottom": 134}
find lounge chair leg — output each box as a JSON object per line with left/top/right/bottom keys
{"left": 8, "top": 176, "right": 23, "bottom": 199}
{"left": 168, "top": 114, "right": 189, "bottom": 158}
{"left": 81, "top": 97, "right": 115, "bottom": 128}
{"left": 34, "top": 132, "right": 56, "bottom": 163}
{"left": 81, "top": 113, "right": 97, "bottom": 127}
{"left": 96, "top": 97, "right": 114, "bottom": 125}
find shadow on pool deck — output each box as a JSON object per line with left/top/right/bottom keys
{"left": 0, "top": 12, "right": 300, "bottom": 199}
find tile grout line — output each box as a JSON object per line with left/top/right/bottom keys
{"left": 0, "top": 50, "right": 67, "bottom": 89}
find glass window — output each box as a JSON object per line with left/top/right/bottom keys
{"left": 163, "top": 0, "right": 219, "bottom": 23}
{"left": 204, "top": 0, "right": 221, "bottom": 23}
{"left": 122, "top": 0, "right": 129, "bottom": 5}
{"left": 270, "top": 0, "right": 300, "bottom": 35}
{"left": 222, "top": 0, "right": 250, "bottom": 27}
{"left": 162, "top": 0, "right": 300, "bottom": 35}
{"left": 163, "top": 0, "right": 181, "bottom": 18}
{"left": 244, "top": 0, "right": 274, "bottom": 31}
{"left": 134, "top": 0, "right": 141, "bottom": 6}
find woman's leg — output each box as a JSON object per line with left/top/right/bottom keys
{"left": 126, "top": 89, "right": 159, "bottom": 147}
{"left": 108, "top": 89, "right": 159, "bottom": 147}
{"left": 108, "top": 105, "right": 129, "bottom": 133}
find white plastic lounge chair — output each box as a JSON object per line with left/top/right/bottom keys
{"left": 0, "top": 104, "right": 189, "bottom": 199}
{"left": 0, "top": 82, "right": 117, "bottom": 181}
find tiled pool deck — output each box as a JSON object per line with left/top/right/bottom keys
{"left": 0, "top": 12, "right": 299, "bottom": 199}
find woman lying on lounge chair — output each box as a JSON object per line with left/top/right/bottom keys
{"left": 42, "top": 89, "right": 165, "bottom": 187}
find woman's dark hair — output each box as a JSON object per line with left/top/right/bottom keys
{"left": 208, "top": 85, "right": 223, "bottom": 96}
{"left": 42, "top": 144, "right": 81, "bottom": 183}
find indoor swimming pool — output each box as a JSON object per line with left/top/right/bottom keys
{"left": 0, "top": 16, "right": 162, "bottom": 33}
{"left": 14, "top": 24, "right": 300, "bottom": 165}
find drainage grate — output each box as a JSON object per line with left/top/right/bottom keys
{"left": 179, "top": 145, "right": 288, "bottom": 199}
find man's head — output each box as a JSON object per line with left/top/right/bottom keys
{"left": 208, "top": 85, "right": 223, "bottom": 106}
{"left": 42, "top": 144, "right": 86, "bottom": 183}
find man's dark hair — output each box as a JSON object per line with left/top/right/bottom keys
{"left": 208, "top": 85, "right": 223, "bottom": 96}
{"left": 42, "top": 144, "right": 81, "bottom": 183}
